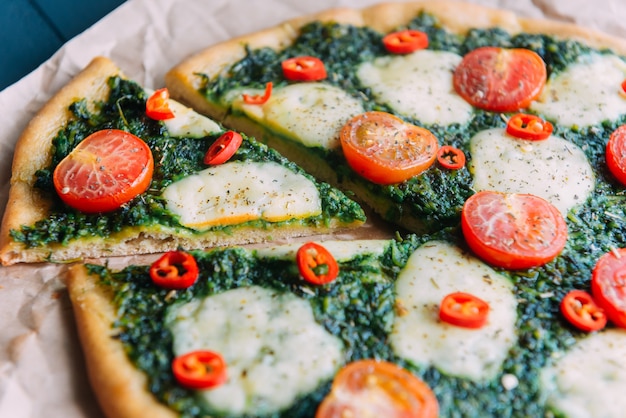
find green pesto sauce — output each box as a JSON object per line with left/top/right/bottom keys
{"left": 200, "top": 12, "right": 624, "bottom": 232}
{"left": 10, "top": 76, "right": 364, "bottom": 248}
{"left": 90, "top": 213, "right": 626, "bottom": 417}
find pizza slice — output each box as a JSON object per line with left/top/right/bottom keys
{"left": 66, "top": 236, "right": 626, "bottom": 417}
{"left": 165, "top": 1, "right": 626, "bottom": 235}
{"left": 0, "top": 56, "right": 366, "bottom": 265}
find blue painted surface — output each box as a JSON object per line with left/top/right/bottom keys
{"left": 0, "top": 0, "right": 126, "bottom": 91}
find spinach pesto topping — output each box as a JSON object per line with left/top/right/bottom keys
{"left": 198, "top": 12, "right": 619, "bottom": 232}
{"left": 11, "top": 76, "right": 364, "bottom": 248}
{"left": 91, "top": 224, "right": 624, "bottom": 418}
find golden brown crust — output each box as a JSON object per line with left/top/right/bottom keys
{"left": 0, "top": 56, "right": 362, "bottom": 266}
{"left": 66, "top": 264, "right": 176, "bottom": 418}
{"left": 0, "top": 57, "right": 121, "bottom": 265}
{"left": 166, "top": 0, "right": 626, "bottom": 124}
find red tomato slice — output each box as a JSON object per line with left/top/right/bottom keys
{"left": 436, "top": 145, "right": 466, "bottom": 170}
{"left": 606, "top": 125, "right": 626, "bottom": 186}
{"left": 149, "top": 251, "right": 199, "bottom": 289}
{"left": 591, "top": 249, "right": 626, "bottom": 328}
{"left": 53, "top": 129, "right": 154, "bottom": 213}
{"left": 172, "top": 350, "right": 227, "bottom": 390}
{"left": 439, "top": 292, "right": 489, "bottom": 329}
{"left": 146, "top": 88, "right": 175, "bottom": 120}
{"left": 340, "top": 111, "right": 438, "bottom": 185}
{"left": 560, "top": 289, "right": 607, "bottom": 332}
{"left": 242, "top": 82, "right": 273, "bottom": 105}
{"left": 316, "top": 359, "right": 438, "bottom": 418}
{"left": 282, "top": 56, "right": 327, "bottom": 81}
{"left": 204, "top": 131, "right": 243, "bottom": 165}
{"left": 506, "top": 113, "right": 553, "bottom": 141}
{"left": 453, "top": 47, "right": 547, "bottom": 112}
{"left": 461, "top": 191, "right": 568, "bottom": 270}
{"left": 296, "top": 242, "right": 339, "bottom": 285}
{"left": 383, "top": 30, "right": 428, "bottom": 54}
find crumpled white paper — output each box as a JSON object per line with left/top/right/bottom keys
{"left": 0, "top": 0, "right": 625, "bottom": 416}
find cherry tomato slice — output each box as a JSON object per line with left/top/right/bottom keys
{"left": 282, "top": 56, "right": 327, "bottom": 81}
{"left": 383, "top": 30, "right": 428, "bottom": 54}
{"left": 340, "top": 111, "right": 438, "bottom": 185}
{"left": 506, "top": 113, "right": 553, "bottom": 141}
{"left": 591, "top": 248, "right": 626, "bottom": 329}
{"left": 149, "top": 250, "right": 199, "bottom": 289}
{"left": 560, "top": 289, "right": 607, "bottom": 332}
{"left": 606, "top": 125, "right": 626, "bottom": 186}
{"left": 453, "top": 46, "right": 546, "bottom": 112}
{"left": 439, "top": 292, "right": 489, "bottom": 329}
{"left": 316, "top": 359, "right": 438, "bottom": 418}
{"left": 53, "top": 129, "right": 154, "bottom": 213}
{"left": 461, "top": 191, "right": 568, "bottom": 270}
{"left": 437, "top": 145, "right": 466, "bottom": 170}
{"left": 204, "top": 131, "right": 243, "bottom": 165}
{"left": 146, "top": 88, "right": 175, "bottom": 120}
{"left": 172, "top": 350, "right": 227, "bottom": 390}
{"left": 296, "top": 242, "right": 339, "bottom": 285}
{"left": 242, "top": 82, "right": 273, "bottom": 105}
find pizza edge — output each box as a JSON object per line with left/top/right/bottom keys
{"left": 66, "top": 263, "right": 177, "bottom": 418}
{"left": 165, "top": 0, "right": 626, "bottom": 123}
{"left": 0, "top": 57, "right": 364, "bottom": 266}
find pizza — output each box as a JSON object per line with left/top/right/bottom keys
{"left": 13, "top": 0, "right": 624, "bottom": 416}
{"left": 165, "top": 1, "right": 626, "bottom": 234}
{"left": 0, "top": 56, "right": 365, "bottom": 265}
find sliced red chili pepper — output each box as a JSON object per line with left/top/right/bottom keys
{"left": 242, "top": 82, "right": 273, "bottom": 105}
{"left": 437, "top": 145, "right": 466, "bottom": 170}
{"left": 382, "top": 29, "right": 428, "bottom": 54}
{"left": 506, "top": 113, "right": 553, "bottom": 141}
{"left": 296, "top": 242, "right": 339, "bottom": 285}
{"left": 204, "top": 131, "right": 243, "bottom": 165}
{"left": 560, "top": 289, "right": 607, "bottom": 332}
{"left": 282, "top": 56, "right": 327, "bottom": 81}
{"left": 439, "top": 292, "right": 489, "bottom": 329}
{"left": 172, "top": 350, "right": 227, "bottom": 389}
{"left": 146, "top": 88, "right": 175, "bottom": 120}
{"left": 621, "top": 79, "right": 626, "bottom": 94}
{"left": 149, "top": 250, "right": 199, "bottom": 289}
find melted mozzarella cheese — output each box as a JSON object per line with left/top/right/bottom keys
{"left": 390, "top": 241, "right": 517, "bottom": 381}
{"left": 356, "top": 50, "right": 473, "bottom": 125}
{"left": 162, "top": 161, "right": 321, "bottom": 229}
{"left": 166, "top": 286, "right": 343, "bottom": 415}
{"left": 162, "top": 97, "right": 222, "bottom": 138}
{"left": 540, "top": 329, "right": 626, "bottom": 418}
{"left": 530, "top": 53, "right": 626, "bottom": 127}
{"left": 254, "top": 239, "right": 390, "bottom": 261}
{"left": 231, "top": 83, "right": 364, "bottom": 149}
{"left": 470, "top": 128, "right": 594, "bottom": 215}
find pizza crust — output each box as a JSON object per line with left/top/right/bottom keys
{"left": 0, "top": 57, "right": 363, "bottom": 266}
{"left": 66, "top": 264, "right": 176, "bottom": 418}
{"left": 165, "top": 0, "right": 626, "bottom": 124}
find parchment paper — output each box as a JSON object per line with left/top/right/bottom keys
{"left": 1, "top": 0, "right": 625, "bottom": 416}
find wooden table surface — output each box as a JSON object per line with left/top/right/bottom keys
{"left": 0, "top": 0, "right": 126, "bottom": 91}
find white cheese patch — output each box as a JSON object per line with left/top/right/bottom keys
{"left": 147, "top": 93, "right": 222, "bottom": 137}
{"left": 231, "top": 83, "right": 364, "bottom": 149}
{"left": 166, "top": 286, "right": 343, "bottom": 415}
{"left": 390, "top": 241, "right": 517, "bottom": 381}
{"left": 469, "top": 128, "right": 594, "bottom": 215}
{"left": 530, "top": 53, "right": 626, "bottom": 127}
{"left": 540, "top": 329, "right": 626, "bottom": 418}
{"left": 161, "top": 160, "right": 321, "bottom": 229}
{"left": 254, "top": 239, "right": 390, "bottom": 261}
{"left": 356, "top": 49, "right": 473, "bottom": 126}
